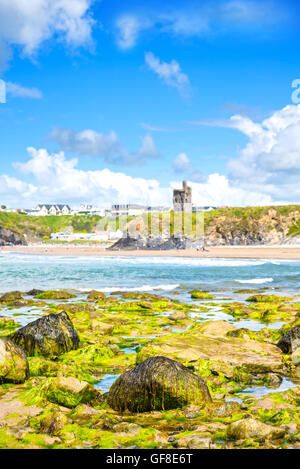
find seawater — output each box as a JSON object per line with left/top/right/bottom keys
{"left": 0, "top": 252, "right": 300, "bottom": 296}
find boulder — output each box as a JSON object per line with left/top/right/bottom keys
{"left": 26, "top": 289, "right": 44, "bottom": 296}
{"left": 47, "top": 376, "right": 99, "bottom": 408}
{"left": 107, "top": 356, "right": 212, "bottom": 413}
{"left": 227, "top": 418, "right": 286, "bottom": 442}
{"left": 0, "top": 338, "right": 29, "bottom": 383}
{"left": 0, "top": 291, "right": 23, "bottom": 303}
{"left": 191, "top": 291, "right": 215, "bottom": 300}
{"left": 35, "top": 291, "right": 76, "bottom": 300}
{"left": 40, "top": 409, "right": 68, "bottom": 435}
{"left": 277, "top": 326, "right": 300, "bottom": 354}
{"left": 10, "top": 312, "right": 79, "bottom": 357}
{"left": 169, "top": 311, "right": 187, "bottom": 321}
{"left": 87, "top": 290, "right": 106, "bottom": 301}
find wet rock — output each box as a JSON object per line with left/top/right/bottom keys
{"left": 87, "top": 290, "right": 106, "bottom": 301}
{"left": 175, "top": 434, "right": 212, "bottom": 449}
{"left": 277, "top": 326, "right": 300, "bottom": 354}
{"left": 137, "top": 321, "right": 284, "bottom": 379}
{"left": 169, "top": 311, "right": 187, "bottom": 321}
{"left": 0, "top": 291, "right": 23, "bottom": 303}
{"left": 0, "top": 338, "right": 29, "bottom": 383}
{"left": 246, "top": 294, "right": 286, "bottom": 303}
{"left": 26, "top": 289, "right": 44, "bottom": 296}
{"left": 107, "top": 356, "right": 212, "bottom": 413}
{"left": 292, "top": 348, "right": 300, "bottom": 365}
{"left": 191, "top": 291, "right": 215, "bottom": 300}
{"left": 11, "top": 312, "right": 80, "bottom": 357}
{"left": 227, "top": 418, "right": 286, "bottom": 442}
{"left": 90, "top": 320, "right": 114, "bottom": 335}
{"left": 113, "top": 422, "right": 142, "bottom": 434}
{"left": 47, "top": 376, "right": 99, "bottom": 408}
{"left": 34, "top": 290, "right": 76, "bottom": 300}
{"left": 212, "top": 401, "right": 240, "bottom": 417}
{"left": 40, "top": 409, "right": 68, "bottom": 435}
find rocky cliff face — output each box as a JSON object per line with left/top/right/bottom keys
{"left": 0, "top": 227, "right": 27, "bottom": 246}
{"left": 205, "top": 208, "right": 300, "bottom": 246}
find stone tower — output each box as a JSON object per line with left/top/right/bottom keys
{"left": 173, "top": 181, "right": 192, "bottom": 212}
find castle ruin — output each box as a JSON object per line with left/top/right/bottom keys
{"left": 173, "top": 181, "right": 192, "bottom": 212}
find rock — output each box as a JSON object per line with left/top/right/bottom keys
{"left": 137, "top": 321, "right": 284, "bottom": 379}
{"left": 87, "top": 290, "right": 106, "bottom": 301}
{"left": 35, "top": 290, "right": 76, "bottom": 300}
{"left": 0, "top": 338, "right": 29, "bottom": 383}
{"left": 292, "top": 348, "right": 300, "bottom": 365}
{"left": 169, "top": 311, "right": 187, "bottom": 321}
{"left": 40, "top": 409, "right": 68, "bottom": 435}
{"left": 187, "top": 436, "right": 212, "bottom": 449}
{"left": 107, "top": 356, "right": 212, "bottom": 413}
{"left": 0, "top": 291, "right": 23, "bottom": 303}
{"left": 90, "top": 320, "right": 114, "bottom": 335}
{"left": 11, "top": 312, "right": 80, "bottom": 357}
{"left": 277, "top": 326, "right": 300, "bottom": 354}
{"left": 26, "top": 289, "right": 44, "bottom": 296}
{"left": 0, "top": 227, "right": 26, "bottom": 246}
{"left": 191, "top": 291, "right": 215, "bottom": 300}
{"left": 227, "top": 418, "right": 286, "bottom": 442}
{"left": 47, "top": 376, "right": 99, "bottom": 408}
{"left": 113, "top": 422, "right": 142, "bottom": 434}
{"left": 246, "top": 295, "right": 285, "bottom": 303}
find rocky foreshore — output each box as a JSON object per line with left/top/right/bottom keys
{"left": 0, "top": 288, "right": 300, "bottom": 449}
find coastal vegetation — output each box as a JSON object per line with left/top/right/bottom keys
{"left": 1, "top": 204, "right": 300, "bottom": 245}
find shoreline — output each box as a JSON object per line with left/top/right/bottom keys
{"left": 2, "top": 244, "right": 300, "bottom": 259}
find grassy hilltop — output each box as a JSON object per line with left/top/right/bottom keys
{"left": 1, "top": 205, "right": 300, "bottom": 244}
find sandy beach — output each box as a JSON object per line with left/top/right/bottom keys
{"left": 2, "top": 244, "right": 300, "bottom": 259}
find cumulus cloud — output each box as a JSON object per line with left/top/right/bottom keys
{"left": 49, "top": 127, "right": 159, "bottom": 165}
{"left": 192, "top": 104, "right": 300, "bottom": 203}
{"left": 145, "top": 52, "right": 190, "bottom": 95}
{"left": 6, "top": 82, "right": 43, "bottom": 99}
{"left": 173, "top": 153, "right": 192, "bottom": 173}
{"left": 10, "top": 147, "right": 170, "bottom": 207}
{"left": 0, "top": 0, "right": 95, "bottom": 66}
{"left": 0, "top": 146, "right": 288, "bottom": 208}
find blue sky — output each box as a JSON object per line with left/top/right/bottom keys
{"left": 0, "top": 0, "right": 300, "bottom": 208}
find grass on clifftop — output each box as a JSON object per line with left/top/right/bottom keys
{"left": 1, "top": 205, "right": 300, "bottom": 241}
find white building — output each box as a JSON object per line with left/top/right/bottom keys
{"left": 30, "top": 204, "right": 72, "bottom": 216}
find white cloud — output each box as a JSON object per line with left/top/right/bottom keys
{"left": 10, "top": 147, "right": 170, "bottom": 207}
{"left": 49, "top": 127, "right": 159, "bottom": 165}
{"left": 0, "top": 146, "right": 291, "bottom": 209}
{"left": 115, "top": 15, "right": 144, "bottom": 50}
{"left": 173, "top": 153, "right": 192, "bottom": 173}
{"left": 115, "top": 1, "right": 287, "bottom": 49}
{"left": 0, "top": 0, "right": 95, "bottom": 67}
{"left": 6, "top": 82, "right": 43, "bottom": 99}
{"left": 145, "top": 52, "right": 190, "bottom": 95}
{"left": 192, "top": 104, "right": 300, "bottom": 203}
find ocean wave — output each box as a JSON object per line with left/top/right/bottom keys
{"left": 235, "top": 278, "right": 274, "bottom": 284}
{"left": 78, "top": 284, "right": 180, "bottom": 293}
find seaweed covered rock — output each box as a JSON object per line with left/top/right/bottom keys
{"left": 277, "top": 325, "right": 300, "bottom": 354}
{"left": 0, "top": 338, "right": 29, "bottom": 383}
{"left": 35, "top": 290, "right": 76, "bottom": 300}
{"left": 26, "top": 289, "right": 44, "bottom": 296}
{"left": 191, "top": 291, "right": 215, "bottom": 300}
{"left": 107, "top": 356, "right": 212, "bottom": 413}
{"left": 87, "top": 290, "right": 106, "bottom": 301}
{"left": 246, "top": 294, "right": 287, "bottom": 303}
{"left": 0, "top": 291, "right": 23, "bottom": 303}
{"left": 11, "top": 312, "right": 79, "bottom": 357}
{"left": 47, "top": 376, "right": 99, "bottom": 408}
{"left": 227, "top": 418, "right": 286, "bottom": 441}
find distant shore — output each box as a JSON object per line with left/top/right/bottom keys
{"left": 2, "top": 244, "right": 300, "bottom": 259}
